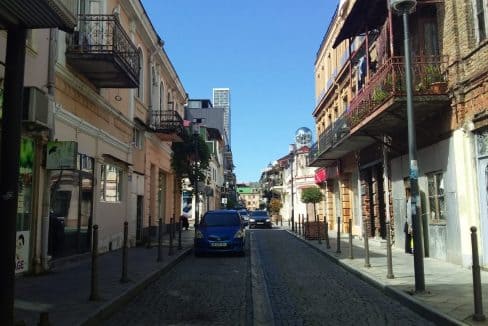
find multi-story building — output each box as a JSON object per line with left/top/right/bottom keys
{"left": 1, "top": 0, "right": 187, "bottom": 275}
{"left": 237, "top": 185, "right": 261, "bottom": 211}
{"left": 212, "top": 88, "right": 231, "bottom": 146}
{"left": 310, "top": 0, "right": 488, "bottom": 267}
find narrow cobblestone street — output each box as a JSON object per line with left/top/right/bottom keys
{"left": 254, "top": 229, "right": 434, "bottom": 325}
{"left": 103, "top": 235, "right": 252, "bottom": 326}
{"left": 102, "top": 229, "right": 436, "bottom": 325}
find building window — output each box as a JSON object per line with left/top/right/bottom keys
{"left": 427, "top": 171, "right": 445, "bottom": 223}
{"left": 474, "top": 0, "right": 487, "bottom": 42}
{"left": 100, "top": 163, "right": 122, "bottom": 202}
{"left": 133, "top": 128, "right": 143, "bottom": 149}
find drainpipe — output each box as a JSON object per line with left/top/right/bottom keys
{"left": 40, "top": 28, "right": 58, "bottom": 271}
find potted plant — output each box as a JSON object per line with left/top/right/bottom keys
{"left": 424, "top": 64, "right": 447, "bottom": 94}
{"left": 372, "top": 87, "right": 389, "bottom": 103}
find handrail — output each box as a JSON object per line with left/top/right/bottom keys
{"left": 347, "top": 55, "right": 448, "bottom": 129}
{"left": 67, "top": 14, "right": 139, "bottom": 79}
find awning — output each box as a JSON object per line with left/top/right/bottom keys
{"left": 333, "top": 0, "right": 388, "bottom": 48}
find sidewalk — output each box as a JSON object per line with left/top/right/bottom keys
{"left": 14, "top": 229, "right": 195, "bottom": 326}
{"left": 282, "top": 224, "right": 488, "bottom": 326}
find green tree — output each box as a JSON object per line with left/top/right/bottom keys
{"left": 171, "top": 129, "right": 211, "bottom": 216}
{"left": 269, "top": 198, "right": 282, "bottom": 215}
{"left": 301, "top": 187, "right": 324, "bottom": 240}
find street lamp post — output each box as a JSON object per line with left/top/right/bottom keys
{"left": 391, "top": 0, "right": 425, "bottom": 292}
{"left": 289, "top": 144, "right": 296, "bottom": 232}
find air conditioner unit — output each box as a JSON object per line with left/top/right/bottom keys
{"left": 22, "top": 87, "right": 52, "bottom": 130}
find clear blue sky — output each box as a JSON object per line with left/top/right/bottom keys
{"left": 141, "top": 0, "right": 337, "bottom": 183}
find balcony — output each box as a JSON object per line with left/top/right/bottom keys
{"left": 66, "top": 15, "right": 139, "bottom": 88}
{"left": 309, "top": 55, "right": 449, "bottom": 167}
{"left": 0, "top": 0, "right": 77, "bottom": 32}
{"left": 150, "top": 110, "right": 184, "bottom": 142}
{"left": 347, "top": 55, "right": 449, "bottom": 131}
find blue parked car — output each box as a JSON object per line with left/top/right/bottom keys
{"left": 194, "top": 210, "right": 246, "bottom": 256}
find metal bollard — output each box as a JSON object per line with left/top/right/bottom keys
{"left": 317, "top": 215, "right": 322, "bottom": 244}
{"left": 336, "top": 216, "right": 341, "bottom": 254}
{"left": 298, "top": 214, "right": 301, "bottom": 236}
{"left": 89, "top": 225, "right": 100, "bottom": 301}
{"left": 306, "top": 214, "right": 310, "bottom": 239}
{"left": 120, "top": 221, "right": 129, "bottom": 283}
{"left": 324, "top": 220, "right": 331, "bottom": 249}
{"left": 157, "top": 218, "right": 163, "bottom": 262}
{"left": 178, "top": 216, "right": 182, "bottom": 250}
{"left": 471, "top": 227, "right": 486, "bottom": 321}
{"left": 169, "top": 218, "right": 174, "bottom": 256}
{"left": 348, "top": 218, "right": 353, "bottom": 259}
{"left": 386, "top": 221, "right": 394, "bottom": 278}
{"left": 363, "top": 219, "right": 371, "bottom": 268}
{"left": 146, "top": 216, "right": 152, "bottom": 249}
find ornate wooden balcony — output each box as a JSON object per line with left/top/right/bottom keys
{"left": 150, "top": 110, "right": 184, "bottom": 142}
{"left": 347, "top": 55, "right": 449, "bottom": 130}
{"left": 66, "top": 15, "right": 139, "bottom": 88}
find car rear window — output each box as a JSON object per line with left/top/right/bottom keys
{"left": 202, "top": 212, "right": 241, "bottom": 226}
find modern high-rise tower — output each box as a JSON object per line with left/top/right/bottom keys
{"left": 212, "top": 88, "right": 231, "bottom": 146}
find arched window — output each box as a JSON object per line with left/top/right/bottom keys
{"left": 137, "top": 48, "right": 144, "bottom": 100}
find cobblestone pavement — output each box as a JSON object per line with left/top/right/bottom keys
{"left": 104, "top": 234, "right": 252, "bottom": 326}
{"left": 253, "top": 229, "right": 435, "bottom": 326}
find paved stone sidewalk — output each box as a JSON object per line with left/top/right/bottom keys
{"left": 14, "top": 229, "right": 194, "bottom": 326}
{"left": 282, "top": 224, "right": 488, "bottom": 326}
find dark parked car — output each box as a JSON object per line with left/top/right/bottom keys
{"left": 249, "top": 210, "right": 272, "bottom": 229}
{"left": 194, "top": 210, "right": 245, "bottom": 256}
{"left": 238, "top": 209, "right": 250, "bottom": 226}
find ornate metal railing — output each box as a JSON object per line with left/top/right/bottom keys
{"left": 347, "top": 55, "right": 448, "bottom": 129}
{"left": 67, "top": 14, "right": 139, "bottom": 80}
{"left": 309, "top": 113, "right": 350, "bottom": 163}
{"left": 309, "top": 141, "right": 319, "bottom": 163}
{"left": 150, "top": 110, "right": 184, "bottom": 134}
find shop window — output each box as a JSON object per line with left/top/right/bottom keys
{"left": 427, "top": 171, "right": 446, "bottom": 223}
{"left": 100, "top": 163, "right": 122, "bottom": 202}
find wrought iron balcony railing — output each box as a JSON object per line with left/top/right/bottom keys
{"left": 347, "top": 55, "right": 448, "bottom": 129}
{"left": 150, "top": 110, "right": 184, "bottom": 136}
{"left": 66, "top": 14, "right": 139, "bottom": 88}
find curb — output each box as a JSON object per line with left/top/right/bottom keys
{"left": 250, "top": 232, "right": 275, "bottom": 326}
{"left": 79, "top": 248, "right": 192, "bottom": 326}
{"left": 284, "top": 229, "right": 465, "bottom": 326}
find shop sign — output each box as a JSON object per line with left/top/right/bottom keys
{"left": 15, "top": 231, "right": 30, "bottom": 274}
{"left": 314, "top": 168, "right": 327, "bottom": 184}
{"left": 46, "top": 141, "right": 78, "bottom": 170}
